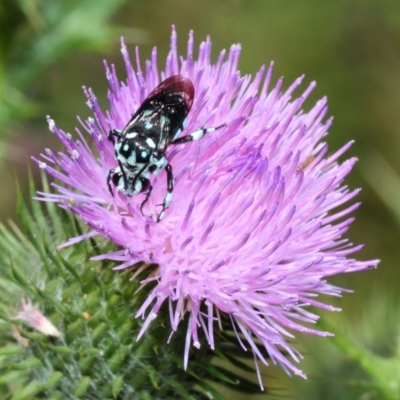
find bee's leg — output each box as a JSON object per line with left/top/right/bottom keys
{"left": 106, "top": 169, "right": 115, "bottom": 196}
{"left": 171, "top": 124, "right": 226, "bottom": 144}
{"left": 157, "top": 164, "right": 174, "bottom": 222}
{"left": 108, "top": 129, "right": 121, "bottom": 144}
{"left": 140, "top": 180, "right": 153, "bottom": 216}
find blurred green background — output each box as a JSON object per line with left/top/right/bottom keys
{"left": 1, "top": 0, "right": 400, "bottom": 399}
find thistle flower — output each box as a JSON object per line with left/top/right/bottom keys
{"left": 35, "top": 27, "right": 379, "bottom": 383}
{"left": 14, "top": 297, "right": 61, "bottom": 338}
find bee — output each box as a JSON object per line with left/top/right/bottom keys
{"left": 107, "top": 75, "right": 225, "bottom": 221}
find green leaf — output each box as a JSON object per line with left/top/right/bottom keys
{"left": 211, "top": 366, "right": 261, "bottom": 393}
{"left": 194, "top": 379, "right": 228, "bottom": 400}
{"left": 43, "top": 371, "right": 64, "bottom": 389}
{"left": 111, "top": 375, "right": 123, "bottom": 398}
{"left": 143, "top": 364, "right": 159, "bottom": 389}
{"left": 215, "top": 349, "right": 255, "bottom": 373}
{"left": 10, "top": 381, "right": 42, "bottom": 400}
{"left": 11, "top": 357, "right": 43, "bottom": 370}
{"left": 164, "top": 377, "right": 195, "bottom": 400}
{"left": 0, "top": 345, "right": 26, "bottom": 356}
{"left": 42, "top": 344, "right": 74, "bottom": 356}
{"left": 0, "top": 370, "right": 28, "bottom": 385}
{"left": 73, "top": 376, "right": 91, "bottom": 397}
{"left": 10, "top": 263, "right": 32, "bottom": 292}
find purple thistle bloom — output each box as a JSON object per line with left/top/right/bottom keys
{"left": 35, "top": 27, "right": 379, "bottom": 384}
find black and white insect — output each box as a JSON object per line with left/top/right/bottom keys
{"left": 107, "top": 74, "right": 225, "bottom": 221}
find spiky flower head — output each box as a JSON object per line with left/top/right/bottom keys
{"left": 14, "top": 297, "right": 61, "bottom": 338}
{"left": 35, "top": 27, "right": 378, "bottom": 382}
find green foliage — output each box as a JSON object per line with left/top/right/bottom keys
{"left": 0, "top": 0, "right": 128, "bottom": 131}
{"left": 319, "top": 313, "right": 400, "bottom": 399}
{"left": 0, "top": 178, "right": 266, "bottom": 399}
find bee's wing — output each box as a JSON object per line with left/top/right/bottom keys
{"left": 122, "top": 75, "right": 195, "bottom": 152}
